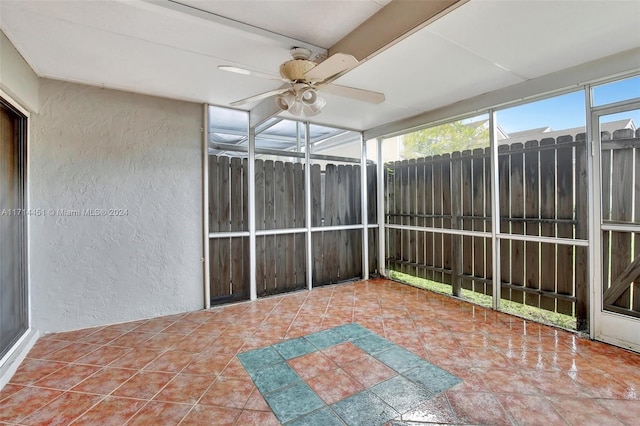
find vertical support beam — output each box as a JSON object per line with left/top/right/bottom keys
{"left": 490, "top": 110, "right": 501, "bottom": 310}
{"left": 377, "top": 137, "right": 386, "bottom": 277}
{"left": 586, "top": 85, "right": 597, "bottom": 339}
{"left": 575, "top": 86, "right": 591, "bottom": 332}
{"left": 202, "top": 105, "right": 211, "bottom": 309}
{"left": 248, "top": 124, "right": 257, "bottom": 301}
{"left": 361, "top": 133, "right": 369, "bottom": 280}
{"left": 305, "top": 122, "right": 313, "bottom": 290}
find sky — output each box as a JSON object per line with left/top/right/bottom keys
{"left": 496, "top": 75, "right": 640, "bottom": 134}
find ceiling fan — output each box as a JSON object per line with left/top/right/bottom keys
{"left": 219, "top": 47, "right": 385, "bottom": 117}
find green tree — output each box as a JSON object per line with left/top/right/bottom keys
{"left": 401, "top": 120, "right": 490, "bottom": 159}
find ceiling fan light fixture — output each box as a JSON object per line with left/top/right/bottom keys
{"left": 303, "top": 93, "right": 326, "bottom": 116}
{"left": 275, "top": 91, "right": 296, "bottom": 111}
{"left": 275, "top": 86, "right": 325, "bottom": 117}
{"left": 288, "top": 100, "right": 303, "bottom": 116}
{"left": 298, "top": 86, "right": 318, "bottom": 105}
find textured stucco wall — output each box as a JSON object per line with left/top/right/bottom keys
{"left": 30, "top": 79, "right": 204, "bottom": 333}
{"left": 0, "top": 31, "right": 39, "bottom": 112}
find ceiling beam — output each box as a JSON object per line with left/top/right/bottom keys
{"left": 248, "top": 0, "right": 468, "bottom": 126}
{"left": 145, "top": 0, "right": 325, "bottom": 56}
{"left": 329, "top": 0, "right": 468, "bottom": 62}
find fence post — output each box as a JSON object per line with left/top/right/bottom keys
{"left": 451, "top": 151, "right": 462, "bottom": 296}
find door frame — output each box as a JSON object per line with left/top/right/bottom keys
{"left": 590, "top": 99, "right": 640, "bottom": 352}
{"left": 0, "top": 89, "right": 31, "bottom": 368}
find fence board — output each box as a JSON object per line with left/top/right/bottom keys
{"left": 217, "top": 157, "right": 231, "bottom": 300}
{"left": 369, "top": 227, "right": 378, "bottom": 275}
{"left": 461, "top": 150, "right": 473, "bottom": 291}
{"left": 338, "top": 165, "right": 351, "bottom": 279}
{"left": 539, "top": 139, "right": 557, "bottom": 311}
{"left": 384, "top": 166, "right": 394, "bottom": 271}
{"left": 229, "top": 158, "right": 244, "bottom": 297}
{"left": 209, "top": 238, "right": 220, "bottom": 299}
{"left": 484, "top": 148, "right": 493, "bottom": 296}
{"left": 424, "top": 161, "right": 434, "bottom": 281}
{"left": 311, "top": 164, "right": 323, "bottom": 285}
{"left": 498, "top": 145, "right": 512, "bottom": 302}
{"left": 556, "top": 137, "right": 575, "bottom": 314}
{"left": 264, "top": 160, "right": 276, "bottom": 294}
{"left": 283, "top": 162, "right": 296, "bottom": 290}
{"left": 367, "top": 164, "right": 377, "bottom": 225}
{"left": 209, "top": 156, "right": 219, "bottom": 233}
{"left": 394, "top": 161, "right": 403, "bottom": 273}
{"left": 408, "top": 160, "right": 417, "bottom": 277}
{"left": 524, "top": 140, "right": 540, "bottom": 307}
{"left": 433, "top": 155, "right": 443, "bottom": 283}
{"left": 509, "top": 143, "right": 525, "bottom": 303}
{"left": 472, "top": 148, "right": 487, "bottom": 295}
{"left": 274, "top": 162, "right": 287, "bottom": 291}
{"left": 242, "top": 159, "right": 250, "bottom": 297}
{"left": 353, "top": 166, "right": 363, "bottom": 279}
{"left": 400, "top": 162, "right": 410, "bottom": 275}
{"left": 230, "top": 158, "right": 243, "bottom": 232}
{"left": 442, "top": 154, "right": 452, "bottom": 285}
{"left": 254, "top": 160, "right": 265, "bottom": 294}
{"left": 294, "top": 163, "right": 306, "bottom": 287}
{"left": 450, "top": 152, "right": 462, "bottom": 295}
{"left": 218, "top": 156, "right": 230, "bottom": 233}
{"left": 416, "top": 161, "right": 426, "bottom": 280}
{"left": 324, "top": 164, "right": 339, "bottom": 283}
{"left": 231, "top": 236, "right": 244, "bottom": 299}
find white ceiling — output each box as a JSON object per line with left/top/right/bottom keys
{"left": 1, "top": 0, "right": 639, "bottom": 131}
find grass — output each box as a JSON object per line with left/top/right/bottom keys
{"left": 389, "top": 270, "right": 577, "bottom": 330}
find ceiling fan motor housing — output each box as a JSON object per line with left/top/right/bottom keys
{"left": 279, "top": 59, "right": 316, "bottom": 82}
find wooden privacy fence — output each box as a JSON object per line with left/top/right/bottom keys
{"left": 209, "top": 156, "right": 250, "bottom": 304}
{"left": 601, "top": 128, "right": 640, "bottom": 318}
{"left": 209, "top": 156, "right": 377, "bottom": 304}
{"left": 385, "top": 133, "right": 592, "bottom": 325}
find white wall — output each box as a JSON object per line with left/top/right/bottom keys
{"left": 0, "top": 31, "right": 38, "bottom": 112}
{"left": 30, "top": 79, "right": 204, "bottom": 333}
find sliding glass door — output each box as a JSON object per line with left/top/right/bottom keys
{"left": 0, "top": 99, "right": 28, "bottom": 360}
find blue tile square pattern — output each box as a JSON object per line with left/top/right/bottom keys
{"left": 237, "top": 323, "right": 461, "bottom": 426}
{"left": 264, "top": 382, "right": 325, "bottom": 424}
{"left": 403, "top": 363, "right": 462, "bottom": 394}
{"left": 374, "top": 346, "right": 429, "bottom": 373}
{"left": 248, "top": 362, "right": 302, "bottom": 394}
{"left": 304, "top": 329, "right": 346, "bottom": 350}
{"left": 351, "top": 333, "right": 396, "bottom": 354}
{"left": 273, "top": 337, "right": 317, "bottom": 360}
{"left": 286, "top": 407, "right": 345, "bottom": 426}
{"left": 237, "top": 346, "right": 283, "bottom": 373}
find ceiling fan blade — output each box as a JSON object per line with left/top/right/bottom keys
{"left": 305, "top": 53, "right": 358, "bottom": 82}
{"left": 218, "top": 65, "right": 286, "bottom": 82}
{"left": 318, "top": 83, "right": 385, "bottom": 104}
{"left": 229, "top": 88, "right": 289, "bottom": 107}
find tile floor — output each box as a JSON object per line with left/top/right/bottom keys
{"left": 1, "top": 278, "right": 639, "bottom": 425}
{"left": 237, "top": 323, "right": 460, "bottom": 424}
